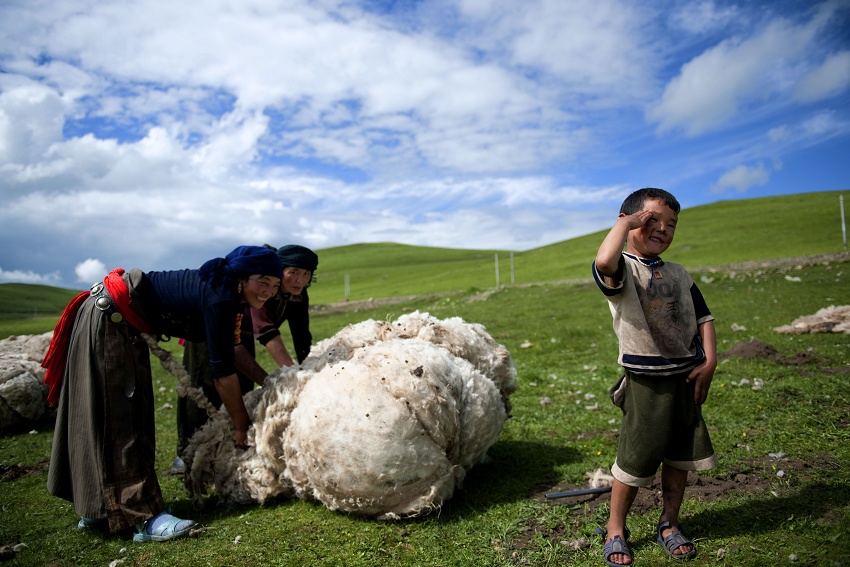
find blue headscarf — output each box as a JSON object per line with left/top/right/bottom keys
{"left": 199, "top": 245, "right": 283, "bottom": 288}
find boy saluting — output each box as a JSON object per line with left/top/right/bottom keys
{"left": 592, "top": 188, "right": 717, "bottom": 566}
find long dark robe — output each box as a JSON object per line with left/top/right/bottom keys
{"left": 47, "top": 296, "right": 163, "bottom": 533}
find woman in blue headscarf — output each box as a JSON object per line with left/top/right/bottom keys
{"left": 44, "top": 245, "right": 282, "bottom": 543}
{"left": 174, "top": 244, "right": 319, "bottom": 473}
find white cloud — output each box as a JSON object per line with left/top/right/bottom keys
{"left": 795, "top": 51, "right": 850, "bottom": 102}
{"left": 0, "top": 267, "right": 63, "bottom": 285}
{"left": 647, "top": 8, "right": 835, "bottom": 136}
{"left": 800, "top": 110, "right": 845, "bottom": 138}
{"left": 0, "top": 79, "right": 67, "bottom": 165}
{"left": 1, "top": 0, "right": 582, "bottom": 176}
{"left": 75, "top": 259, "right": 107, "bottom": 284}
{"left": 768, "top": 125, "right": 791, "bottom": 142}
{"left": 710, "top": 163, "right": 771, "bottom": 194}
{"left": 453, "top": 0, "right": 659, "bottom": 104}
{"left": 668, "top": 1, "right": 740, "bottom": 35}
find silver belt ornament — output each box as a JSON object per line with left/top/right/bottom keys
{"left": 90, "top": 282, "right": 124, "bottom": 324}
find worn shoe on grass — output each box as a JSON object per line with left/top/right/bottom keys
{"left": 169, "top": 456, "right": 186, "bottom": 475}
{"left": 655, "top": 521, "right": 696, "bottom": 560}
{"left": 77, "top": 517, "right": 105, "bottom": 530}
{"left": 133, "top": 512, "right": 196, "bottom": 543}
{"left": 596, "top": 527, "right": 633, "bottom": 566}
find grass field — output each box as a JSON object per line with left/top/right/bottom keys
{"left": 1, "top": 191, "right": 849, "bottom": 566}
{"left": 307, "top": 190, "right": 849, "bottom": 304}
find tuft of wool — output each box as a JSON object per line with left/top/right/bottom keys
{"left": 0, "top": 332, "right": 53, "bottom": 431}
{"left": 774, "top": 305, "right": 850, "bottom": 334}
{"left": 183, "top": 311, "right": 517, "bottom": 519}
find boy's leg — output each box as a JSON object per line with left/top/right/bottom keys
{"left": 606, "top": 478, "right": 638, "bottom": 565}
{"left": 659, "top": 464, "right": 693, "bottom": 557}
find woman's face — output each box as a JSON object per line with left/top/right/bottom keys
{"left": 242, "top": 274, "right": 281, "bottom": 308}
{"left": 282, "top": 267, "right": 312, "bottom": 296}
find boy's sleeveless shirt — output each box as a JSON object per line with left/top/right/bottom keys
{"left": 593, "top": 252, "right": 714, "bottom": 375}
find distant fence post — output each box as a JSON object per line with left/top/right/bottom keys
{"left": 494, "top": 254, "right": 500, "bottom": 287}
{"left": 344, "top": 274, "right": 350, "bottom": 302}
{"left": 510, "top": 252, "right": 515, "bottom": 285}
{"left": 841, "top": 195, "right": 847, "bottom": 251}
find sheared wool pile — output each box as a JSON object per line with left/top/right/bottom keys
{"left": 0, "top": 332, "right": 52, "bottom": 431}
{"left": 183, "top": 311, "right": 517, "bottom": 519}
{"left": 774, "top": 305, "right": 850, "bottom": 334}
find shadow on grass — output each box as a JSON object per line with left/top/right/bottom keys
{"left": 180, "top": 439, "right": 582, "bottom": 529}
{"left": 36, "top": 441, "right": 581, "bottom": 540}
{"left": 0, "top": 410, "right": 57, "bottom": 437}
{"left": 687, "top": 481, "right": 850, "bottom": 539}
{"left": 432, "top": 440, "right": 583, "bottom": 522}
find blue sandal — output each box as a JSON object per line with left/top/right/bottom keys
{"left": 655, "top": 521, "right": 696, "bottom": 560}
{"left": 133, "top": 512, "right": 197, "bottom": 543}
{"left": 77, "top": 517, "right": 105, "bottom": 530}
{"left": 596, "top": 527, "right": 633, "bottom": 566}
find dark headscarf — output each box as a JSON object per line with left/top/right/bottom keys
{"left": 199, "top": 245, "right": 283, "bottom": 288}
{"left": 276, "top": 244, "right": 318, "bottom": 272}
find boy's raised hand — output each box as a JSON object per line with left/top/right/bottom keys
{"left": 596, "top": 209, "right": 656, "bottom": 276}
{"left": 618, "top": 208, "right": 654, "bottom": 230}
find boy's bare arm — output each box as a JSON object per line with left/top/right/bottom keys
{"left": 687, "top": 320, "right": 717, "bottom": 405}
{"left": 595, "top": 210, "right": 653, "bottom": 276}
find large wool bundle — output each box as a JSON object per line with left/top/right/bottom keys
{"left": 0, "top": 332, "right": 52, "bottom": 431}
{"left": 774, "top": 305, "right": 850, "bottom": 334}
{"left": 183, "top": 312, "right": 517, "bottom": 519}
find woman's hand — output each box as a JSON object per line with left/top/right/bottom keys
{"left": 234, "top": 427, "right": 249, "bottom": 450}
{"left": 213, "top": 373, "right": 252, "bottom": 448}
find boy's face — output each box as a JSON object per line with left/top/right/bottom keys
{"left": 625, "top": 198, "right": 678, "bottom": 258}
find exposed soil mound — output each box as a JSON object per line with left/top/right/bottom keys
{"left": 720, "top": 340, "right": 779, "bottom": 360}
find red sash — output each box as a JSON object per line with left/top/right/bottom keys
{"left": 103, "top": 268, "right": 153, "bottom": 334}
{"left": 41, "top": 291, "right": 89, "bottom": 406}
{"left": 41, "top": 268, "right": 153, "bottom": 406}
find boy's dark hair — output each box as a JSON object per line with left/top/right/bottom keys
{"left": 620, "top": 188, "right": 681, "bottom": 215}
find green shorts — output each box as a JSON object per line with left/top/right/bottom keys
{"left": 611, "top": 370, "right": 717, "bottom": 487}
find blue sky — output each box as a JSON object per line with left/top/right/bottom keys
{"left": 1, "top": 0, "right": 848, "bottom": 289}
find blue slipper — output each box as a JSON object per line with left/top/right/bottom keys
{"left": 596, "top": 527, "right": 632, "bottom": 566}
{"left": 133, "top": 512, "right": 197, "bottom": 543}
{"left": 77, "top": 517, "right": 105, "bottom": 530}
{"left": 655, "top": 521, "right": 696, "bottom": 560}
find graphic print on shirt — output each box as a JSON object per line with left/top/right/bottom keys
{"left": 637, "top": 276, "right": 687, "bottom": 354}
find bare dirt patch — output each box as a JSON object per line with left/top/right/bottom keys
{"left": 530, "top": 455, "right": 785, "bottom": 517}
{"left": 720, "top": 339, "right": 779, "bottom": 360}
{"left": 0, "top": 460, "right": 48, "bottom": 482}
{"left": 719, "top": 338, "right": 839, "bottom": 370}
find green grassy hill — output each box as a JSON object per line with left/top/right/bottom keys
{"left": 1, "top": 190, "right": 847, "bottom": 319}
{"left": 309, "top": 190, "right": 848, "bottom": 303}
{"left": 0, "top": 283, "right": 82, "bottom": 320}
